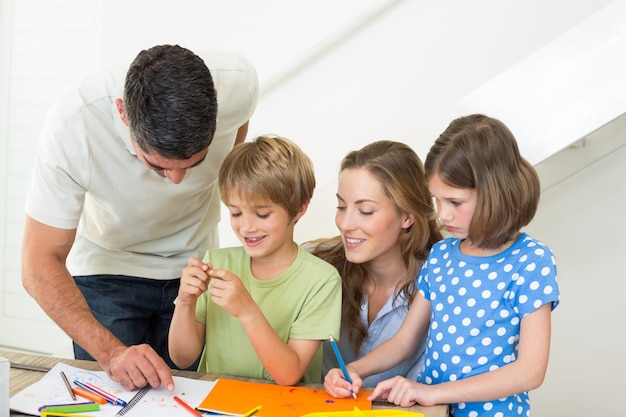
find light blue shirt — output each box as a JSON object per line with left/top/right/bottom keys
{"left": 322, "top": 290, "right": 427, "bottom": 387}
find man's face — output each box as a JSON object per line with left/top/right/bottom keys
{"left": 131, "top": 139, "right": 208, "bottom": 184}
{"left": 116, "top": 97, "right": 208, "bottom": 184}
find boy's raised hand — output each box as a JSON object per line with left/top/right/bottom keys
{"left": 177, "top": 256, "right": 212, "bottom": 305}
{"left": 207, "top": 268, "right": 255, "bottom": 318}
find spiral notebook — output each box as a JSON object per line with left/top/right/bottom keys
{"left": 10, "top": 362, "right": 215, "bottom": 417}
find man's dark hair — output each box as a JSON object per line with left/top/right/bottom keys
{"left": 123, "top": 44, "right": 217, "bottom": 159}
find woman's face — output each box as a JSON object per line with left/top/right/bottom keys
{"left": 335, "top": 168, "right": 411, "bottom": 265}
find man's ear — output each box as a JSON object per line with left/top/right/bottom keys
{"left": 115, "top": 98, "right": 129, "bottom": 126}
{"left": 402, "top": 213, "right": 416, "bottom": 229}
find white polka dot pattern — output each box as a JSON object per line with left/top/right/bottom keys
{"left": 416, "top": 233, "right": 559, "bottom": 417}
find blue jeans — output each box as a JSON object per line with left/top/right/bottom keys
{"left": 73, "top": 275, "right": 199, "bottom": 370}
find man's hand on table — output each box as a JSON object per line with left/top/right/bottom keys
{"left": 104, "top": 344, "right": 175, "bottom": 392}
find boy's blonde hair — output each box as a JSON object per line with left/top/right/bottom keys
{"left": 218, "top": 135, "right": 316, "bottom": 220}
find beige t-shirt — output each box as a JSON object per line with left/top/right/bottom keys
{"left": 25, "top": 50, "right": 258, "bottom": 279}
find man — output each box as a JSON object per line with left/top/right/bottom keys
{"left": 21, "top": 45, "right": 258, "bottom": 391}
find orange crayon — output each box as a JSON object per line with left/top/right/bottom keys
{"left": 72, "top": 386, "right": 107, "bottom": 404}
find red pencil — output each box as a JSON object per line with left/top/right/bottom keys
{"left": 173, "top": 395, "right": 203, "bottom": 417}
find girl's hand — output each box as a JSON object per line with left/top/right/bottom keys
{"left": 368, "top": 376, "right": 436, "bottom": 407}
{"left": 324, "top": 367, "right": 363, "bottom": 398}
{"left": 177, "top": 257, "right": 212, "bottom": 305}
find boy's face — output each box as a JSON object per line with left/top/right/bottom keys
{"left": 225, "top": 191, "right": 299, "bottom": 266}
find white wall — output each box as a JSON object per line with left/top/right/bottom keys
{"left": 0, "top": 0, "right": 100, "bottom": 351}
{"left": 526, "top": 118, "right": 626, "bottom": 416}
{"left": 89, "top": 0, "right": 618, "bottom": 246}
{"left": 1, "top": 1, "right": 623, "bottom": 416}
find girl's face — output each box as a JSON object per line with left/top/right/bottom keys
{"left": 335, "top": 168, "right": 412, "bottom": 265}
{"left": 226, "top": 190, "right": 301, "bottom": 262}
{"left": 428, "top": 173, "right": 477, "bottom": 239}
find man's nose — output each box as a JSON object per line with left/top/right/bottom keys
{"left": 165, "top": 168, "right": 188, "bottom": 184}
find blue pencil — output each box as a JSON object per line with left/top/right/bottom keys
{"left": 328, "top": 333, "right": 357, "bottom": 399}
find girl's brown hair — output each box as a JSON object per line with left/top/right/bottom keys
{"left": 425, "top": 114, "right": 540, "bottom": 249}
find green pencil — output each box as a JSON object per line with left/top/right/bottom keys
{"left": 40, "top": 403, "right": 101, "bottom": 413}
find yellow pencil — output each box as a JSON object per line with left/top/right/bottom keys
{"left": 241, "top": 405, "right": 262, "bottom": 417}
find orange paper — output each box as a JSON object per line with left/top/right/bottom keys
{"left": 198, "top": 378, "right": 372, "bottom": 417}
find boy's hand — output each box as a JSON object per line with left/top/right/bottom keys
{"left": 207, "top": 269, "right": 254, "bottom": 318}
{"left": 177, "top": 257, "right": 211, "bottom": 305}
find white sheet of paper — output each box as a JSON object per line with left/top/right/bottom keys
{"left": 10, "top": 362, "right": 216, "bottom": 416}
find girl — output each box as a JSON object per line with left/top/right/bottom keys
{"left": 325, "top": 115, "right": 560, "bottom": 417}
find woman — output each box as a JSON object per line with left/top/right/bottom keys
{"left": 305, "top": 140, "right": 442, "bottom": 387}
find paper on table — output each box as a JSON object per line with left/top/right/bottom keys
{"left": 198, "top": 378, "right": 372, "bottom": 417}
{"left": 10, "top": 362, "right": 215, "bottom": 417}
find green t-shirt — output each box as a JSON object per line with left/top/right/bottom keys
{"left": 195, "top": 245, "right": 342, "bottom": 383}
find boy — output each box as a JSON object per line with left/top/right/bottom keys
{"left": 169, "top": 135, "right": 341, "bottom": 384}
